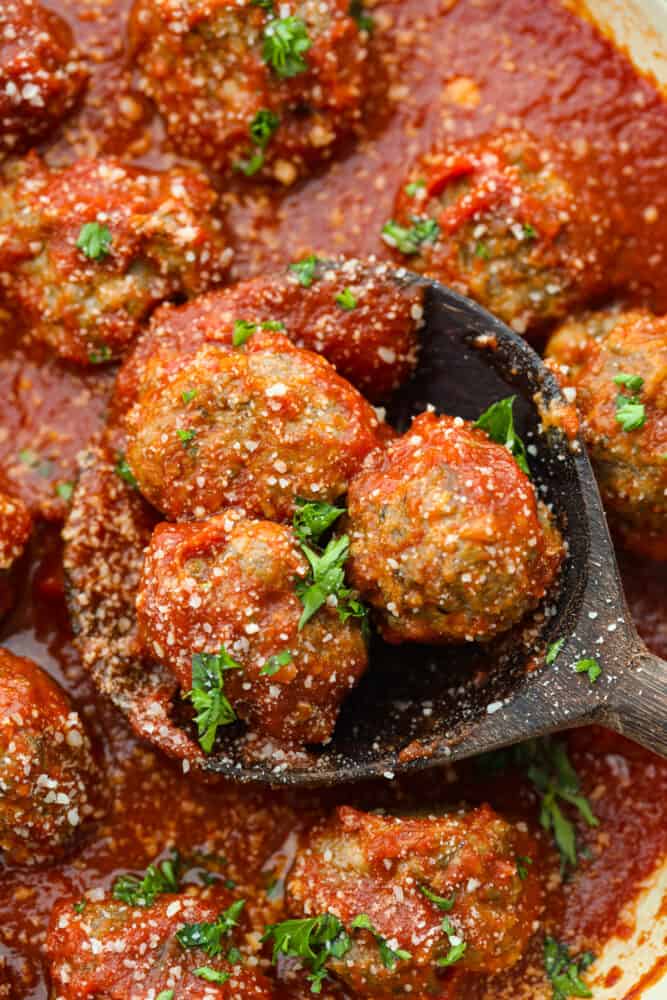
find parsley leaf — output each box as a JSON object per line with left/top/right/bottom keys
{"left": 250, "top": 108, "right": 280, "bottom": 148}
{"left": 405, "top": 179, "right": 426, "bottom": 197}
{"left": 296, "top": 535, "right": 362, "bottom": 630}
{"left": 182, "top": 388, "right": 197, "bottom": 404}
{"left": 193, "top": 967, "right": 230, "bottom": 984}
{"left": 73, "top": 899, "right": 87, "bottom": 914}
{"left": 574, "top": 658, "right": 601, "bottom": 684}
{"left": 177, "top": 428, "right": 197, "bottom": 449}
{"left": 335, "top": 287, "right": 357, "bottom": 310}
{"left": 418, "top": 885, "right": 456, "bottom": 911}
{"left": 614, "top": 373, "right": 646, "bottom": 431}
{"left": 437, "top": 916, "right": 467, "bottom": 968}
{"left": 613, "top": 372, "right": 644, "bottom": 394}
{"left": 115, "top": 453, "right": 137, "bottom": 488}
{"left": 381, "top": 216, "right": 440, "bottom": 255}
{"left": 546, "top": 638, "right": 565, "bottom": 665}
{"left": 232, "top": 319, "right": 285, "bottom": 346}
{"left": 235, "top": 151, "right": 265, "bottom": 177}
{"left": 260, "top": 650, "right": 293, "bottom": 677}
{"left": 88, "top": 344, "right": 112, "bottom": 364}
{"left": 263, "top": 17, "right": 312, "bottom": 78}
{"left": 350, "top": 914, "right": 411, "bottom": 969}
{"left": 263, "top": 914, "right": 351, "bottom": 994}
{"left": 516, "top": 855, "right": 533, "bottom": 880}
{"left": 112, "top": 852, "right": 181, "bottom": 907}
{"left": 177, "top": 899, "right": 246, "bottom": 955}
{"left": 55, "top": 481, "right": 74, "bottom": 502}
{"left": 349, "top": 0, "right": 374, "bottom": 32}
{"left": 185, "top": 649, "right": 242, "bottom": 753}
{"left": 544, "top": 937, "right": 595, "bottom": 999}
{"left": 293, "top": 498, "right": 344, "bottom": 545}
{"left": 156, "top": 992, "right": 174, "bottom": 1000}
{"left": 522, "top": 222, "right": 537, "bottom": 239}
{"left": 475, "top": 241, "right": 490, "bottom": 259}
{"left": 289, "top": 255, "right": 321, "bottom": 287}
{"left": 76, "top": 222, "right": 112, "bottom": 260}
{"left": 474, "top": 396, "right": 530, "bottom": 475}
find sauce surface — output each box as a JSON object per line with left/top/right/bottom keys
{"left": 1, "top": 1, "right": 666, "bottom": 997}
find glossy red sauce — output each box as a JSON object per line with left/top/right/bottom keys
{"left": 1, "top": 0, "right": 666, "bottom": 997}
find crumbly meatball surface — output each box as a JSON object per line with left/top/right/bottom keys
{"left": 345, "top": 410, "right": 564, "bottom": 644}
{"left": 385, "top": 131, "right": 616, "bottom": 333}
{"left": 130, "top": 0, "right": 371, "bottom": 183}
{"left": 47, "top": 887, "right": 274, "bottom": 999}
{"left": 125, "top": 331, "right": 383, "bottom": 522}
{"left": 0, "top": 0, "right": 87, "bottom": 153}
{"left": 113, "top": 258, "right": 424, "bottom": 415}
{"left": 0, "top": 154, "right": 231, "bottom": 364}
{"left": 137, "top": 513, "right": 368, "bottom": 747}
{"left": 0, "top": 648, "right": 97, "bottom": 865}
{"left": 546, "top": 307, "right": 667, "bottom": 559}
{"left": 0, "top": 491, "right": 30, "bottom": 572}
{"left": 286, "top": 804, "right": 542, "bottom": 995}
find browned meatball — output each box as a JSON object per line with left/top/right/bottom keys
{"left": 276, "top": 804, "right": 542, "bottom": 995}
{"left": 0, "top": 154, "right": 231, "bottom": 364}
{"left": 383, "top": 131, "right": 616, "bottom": 334}
{"left": 546, "top": 307, "right": 667, "bottom": 560}
{"left": 0, "top": 648, "right": 97, "bottom": 865}
{"left": 47, "top": 886, "right": 274, "bottom": 998}
{"left": 0, "top": 491, "right": 30, "bottom": 618}
{"left": 137, "top": 512, "right": 368, "bottom": 748}
{"left": 113, "top": 259, "right": 424, "bottom": 414}
{"left": 125, "top": 331, "right": 383, "bottom": 522}
{"left": 0, "top": 1, "right": 86, "bottom": 153}
{"left": 130, "top": 0, "right": 371, "bottom": 183}
{"left": 345, "top": 410, "right": 563, "bottom": 644}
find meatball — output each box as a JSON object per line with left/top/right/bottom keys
{"left": 125, "top": 331, "right": 383, "bottom": 522}
{"left": 384, "top": 131, "right": 616, "bottom": 333}
{"left": 546, "top": 307, "right": 667, "bottom": 559}
{"left": 0, "top": 491, "right": 31, "bottom": 618}
{"left": 129, "top": 0, "right": 371, "bottom": 183}
{"left": 345, "top": 410, "right": 563, "bottom": 643}
{"left": 137, "top": 512, "right": 368, "bottom": 747}
{"left": 113, "top": 258, "right": 424, "bottom": 415}
{"left": 0, "top": 648, "right": 97, "bottom": 865}
{"left": 47, "top": 886, "right": 274, "bottom": 999}
{"left": 282, "top": 804, "right": 542, "bottom": 995}
{"left": 0, "top": 154, "right": 231, "bottom": 364}
{"left": 0, "top": 1, "right": 86, "bottom": 153}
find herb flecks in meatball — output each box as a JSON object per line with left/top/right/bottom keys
{"left": 125, "top": 331, "right": 383, "bottom": 522}
{"left": 547, "top": 307, "right": 667, "bottom": 559}
{"left": 129, "top": 0, "right": 371, "bottom": 183}
{"left": 136, "top": 511, "right": 368, "bottom": 749}
{"left": 278, "top": 804, "right": 542, "bottom": 995}
{"left": 346, "top": 410, "right": 564, "bottom": 643}
{"left": 0, "top": 648, "right": 97, "bottom": 865}
{"left": 384, "top": 131, "right": 616, "bottom": 333}
{"left": 0, "top": 0, "right": 87, "bottom": 153}
{"left": 47, "top": 886, "right": 273, "bottom": 999}
{"left": 0, "top": 155, "right": 231, "bottom": 364}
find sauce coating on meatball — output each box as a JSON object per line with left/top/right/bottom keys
{"left": 345, "top": 410, "right": 563, "bottom": 643}
{"left": 0, "top": 491, "right": 30, "bottom": 618}
{"left": 125, "top": 331, "right": 383, "bottom": 522}
{"left": 546, "top": 307, "right": 667, "bottom": 559}
{"left": 47, "top": 886, "right": 273, "bottom": 999}
{"left": 137, "top": 512, "right": 368, "bottom": 748}
{"left": 385, "top": 131, "right": 616, "bottom": 333}
{"left": 0, "top": 0, "right": 87, "bottom": 153}
{"left": 283, "top": 804, "right": 542, "bottom": 995}
{"left": 129, "top": 0, "right": 371, "bottom": 183}
{"left": 0, "top": 154, "right": 231, "bottom": 365}
{"left": 0, "top": 648, "right": 98, "bottom": 865}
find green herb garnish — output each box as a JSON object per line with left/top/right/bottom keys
{"left": 474, "top": 395, "right": 530, "bottom": 475}
{"left": 613, "top": 372, "right": 644, "bottom": 393}
{"left": 289, "top": 255, "right": 321, "bottom": 287}
{"left": 232, "top": 319, "right": 285, "bottom": 346}
{"left": 335, "top": 287, "right": 357, "bottom": 310}
{"left": 263, "top": 914, "right": 351, "bottom": 994}
{"left": 544, "top": 937, "right": 595, "bottom": 999}
{"left": 522, "top": 223, "right": 537, "bottom": 239}
{"left": 55, "top": 481, "right": 74, "bottom": 502}
{"left": 236, "top": 109, "right": 281, "bottom": 175}
{"left": 419, "top": 885, "right": 456, "bottom": 911}
{"left": 73, "top": 899, "right": 87, "bottom": 914}
{"left": 261, "top": 650, "right": 293, "bottom": 677}
{"left": 177, "top": 428, "right": 197, "bottom": 449}
{"left": 193, "top": 967, "right": 230, "bottom": 985}
{"left": 177, "top": 899, "right": 246, "bottom": 955}
{"left": 475, "top": 241, "right": 490, "bottom": 259}
{"left": 76, "top": 222, "right": 112, "bottom": 260}
{"left": 185, "top": 649, "right": 242, "bottom": 753}
{"left": 293, "top": 498, "right": 344, "bottom": 545}
{"left": 405, "top": 179, "right": 426, "bottom": 197}
{"left": 263, "top": 17, "right": 312, "bottom": 78}
{"left": 614, "top": 373, "right": 646, "bottom": 431}
{"left": 350, "top": 914, "right": 412, "bottom": 970}
{"left": 516, "top": 855, "right": 533, "bottom": 880}
{"left": 112, "top": 853, "right": 181, "bottom": 907}
{"left": 381, "top": 216, "right": 440, "bottom": 255}
{"left": 349, "top": 0, "right": 374, "bottom": 32}
{"left": 437, "top": 916, "right": 467, "bottom": 968}
{"left": 546, "top": 638, "right": 565, "bottom": 665}
{"left": 574, "top": 658, "right": 601, "bottom": 684}
{"left": 88, "top": 344, "right": 112, "bottom": 364}
{"left": 156, "top": 992, "right": 174, "bottom": 1000}
{"left": 114, "top": 453, "right": 137, "bottom": 488}
{"left": 296, "top": 535, "right": 365, "bottom": 630}
{"left": 182, "top": 388, "right": 198, "bottom": 404}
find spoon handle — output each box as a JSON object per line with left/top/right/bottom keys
{"left": 607, "top": 646, "right": 667, "bottom": 756}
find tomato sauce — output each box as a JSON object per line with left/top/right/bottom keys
{"left": 1, "top": 0, "right": 666, "bottom": 997}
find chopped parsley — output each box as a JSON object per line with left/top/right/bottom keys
{"left": 227, "top": 946, "right": 243, "bottom": 964}
{"left": 263, "top": 914, "right": 351, "bottom": 994}
{"left": 114, "top": 453, "right": 137, "bottom": 488}
{"left": 437, "top": 916, "right": 467, "bottom": 968}
{"left": 349, "top": 0, "right": 374, "bottom": 32}
{"left": 381, "top": 216, "right": 440, "bottom": 255}
{"left": 182, "top": 388, "right": 198, "bottom": 404}
{"left": 55, "top": 481, "right": 74, "bottom": 502}
{"left": 289, "top": 255, "right": 321, "bottom": 287}
{"left": 263, "top": 17, "right": 312, "bottom": 78}
{"left": 614, "top": 372, "right": 646, "bottom": 431}
{"left": 193, "top": 967, "right": 230, "bottom": 985}
{"left": 293, "top": 498, "right": 344, "bottom": 545}
{"left": 544, "top": 937, "right": 595, "bottom": 999}
{"left": 546, "top": 638, "right": 565, "bottom": 665}
{"left": 88, "top": 344, "right": 112, "bottom": 364}
{"left": 18, "top": 448, "right": 52, "bottom": 478}
{"left": 156, "top": 992, "right": 174, "bottom": 1000}
{"left": 250, "top": 0, "right": 274, "bottom": 8}
{"left": 232, "top": 318, "right": 285, "bottom": 346}
{"left": 405, "top": 178, "right": 426, "bottom": 197}
{"left": 335, "top": 287, "right": 357, "bottom": 310}
{"left": 350, "top": 915, "right": 411, "bottom": 970}
{"left": 177, "top": 427, "right": 198, "bottom": 450}
{"left": 475, "top": 241, "right": 490, "bottom": 259}
{"left": 72, "top": 899, "right": 87, "bottom": 914}
{"left": 236, "top": 109, "right": 281, "bottom": 175}
{"left": 522, "top": 222, "right": 537, "bottom": 239}
{"left": 418, "top": 885, "right": 456, "bottom": 911}
{"left": 260, "top": 650, "right": 293, "bottom": 677}
{"left": 296, "top": 534, "right": 366, "bottom": 631}
{"left": 574, "top": 658, "right": 601, "bottom": 684}
{"left": 185, "top": 649, "right": 242, "bottom": 753}
{"left": 516, "top": 855, "right": 533, "bottom": 880}
{"left": 474, "top": 395, "right": 530, "bottom": 475}
{"left": 177, "top": 899, "right": 246, "bottom": 955}
{"left": 76, "top": 221, "right": 112, "bottom": 260}
{"left": 112, "top": 852, "right": 181, "bottom": 907}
